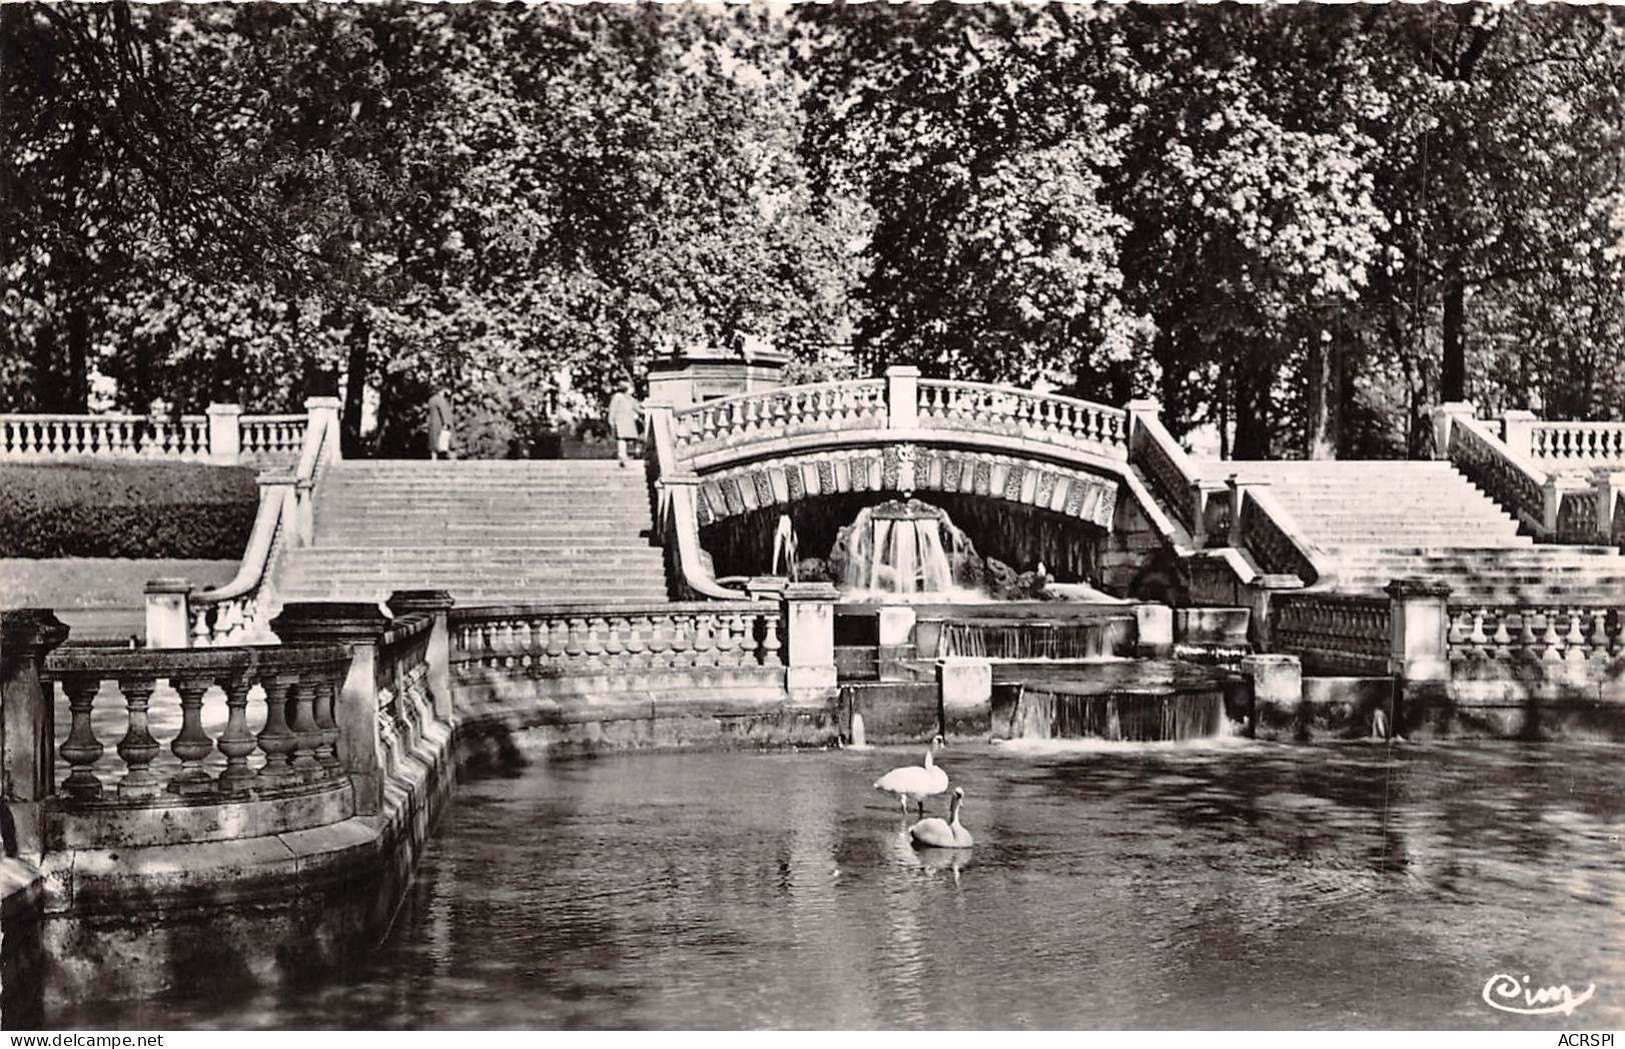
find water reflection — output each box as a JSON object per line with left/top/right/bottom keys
{"left": 47, "top": 740, "right": 1625, "bottom": 1030}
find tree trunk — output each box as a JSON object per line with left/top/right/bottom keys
{"left": 63, "top": 298, "right": 89, "bottom": 412}
{"left": 1306, "top": 324, "right": 1341, "bottom": 460}
{"left": 1232, "top": 361, "right": 1272, "bottom": 460}
{"left": 1441, "top": 278, "right": 1467, "bottom": 402}
{"left": 340, "top": 312, "right": 370, "bottom": 457}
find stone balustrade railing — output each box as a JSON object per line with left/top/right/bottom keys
{"left": 1270, "top": 592, "right": 1392, "bottom": 675}
{"left": 1, "top": 592, "right": 458, "bottom": 856}
{"left": 0, "top": 404, "right": 310, "bottom": 467}
{"left": 144, "top": 398, "right": 343, "bottom": 648}
{"left": 41, "top": 641, "right": 352, "bottom": 808}
{"left": 240, "top": 413, "right": 307, "bottom": 464}
{"left": 1233, "top": 483, "right": 1322, "bottom": 585}
{"left": 914, "top": 379, "right": 1127, "bottom": 460}
{"left": 671, "top": 379, "right": 887, "bottom": 460}
{"left": 1447, "top": 605, "right": 1625, "bottom": 666}
{"left": 1443, "top": 410, "right": 1548, "bottom": 528}
{"left": 450, "top": 601, "right": 784, "bottom": 676}
{"left": 1, "top": 412, "right": 210, "bottom": 461}
{"left": 1501, "top": 412, "right": 1625, "bottom": 468}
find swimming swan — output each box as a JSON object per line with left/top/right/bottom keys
{"left": 873, "top": 735, "right": 949, "bottom": 816}
{"left": 909, "top": 787, "right": 974, "bottom": 849}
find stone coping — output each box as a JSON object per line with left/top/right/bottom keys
{"left": 42, "top": 641, "right": 350, "bottom": 678}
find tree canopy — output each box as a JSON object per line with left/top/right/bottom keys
{"left": 4, "top": 2, "right": 1622, "bottom": 459}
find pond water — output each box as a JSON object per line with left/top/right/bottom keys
{"left": 61, "top": 738, "right": 1625, "bottom": 1030}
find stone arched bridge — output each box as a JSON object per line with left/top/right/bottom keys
{"left": 643, "top": 368, "right": 1230, "bottom": 598}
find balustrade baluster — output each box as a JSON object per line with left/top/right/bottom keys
{"left": 580, "top": 617, "right": 603, "bottom": 666}
{"left": 215, "top": 671, "right": 257, "bottom": 792}
{"left": 565, "top": 617, "right": 586, "bottom": 662}
{"left": 1540, "top": 609, "right": 1563, "bottom": 662}
{"left": 1563, "top": 610, "right": 1589, "bottom": 665}
{"left": 669, "top": 614, "right": 694, "bottom": 668}
{"left": 1468, "top": 609, "right": 1489, "bottom": 658}
{"left": 1490, "top": 612, "right": 1512, "bottom": 660}
{"left": 284, "top": 676, "right": 323, "bottom": 779}
{"left": 761, "top": 613, "right": 783, "bottom": 667}
{"left": 1515, "top": 611, "right": 1539, "bottom": 663}
{"left": 691, "top": 615, "right": 717, "bottom": 668}
{"left": 59, "top": 675, "right": 105, "bottom": 800}
{"left": 168, "top": 674, "right": 216, "bottom": 795}
{"left": 112, "top": 676, "right": 163, "bottom": 799}
{"left": 1587, "top": 610, "right": 1611, "bottom": 665}
{"left": 545, "top": 617, "right": 567, "bottom": 662}
{"left": 714, "top": 613, "right": 738, "bottom": 666}
{"left": 648, "top": 614, "right": 673, "bottom": 669}
{"left": 256, "top": 673, "right": 301, "bottom": 786}
{"left": 603, "top": 617, "right": 626, "bottom": 667}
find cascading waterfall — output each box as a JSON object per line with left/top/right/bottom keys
{"left": 939, "top": 620, "right": 1116, "bottom": 660}
{"left": 1010, "top": 686, "right": 1228, "bottom": 742}
{"left": 842, "top": 500, "right": 960, "bottom": 596}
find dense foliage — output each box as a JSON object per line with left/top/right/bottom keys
{"left": 0, "top": 462, "right": 258, "bottom": 558}
{"left": 4, "top": 3, "right": 1623, "bottom": 459}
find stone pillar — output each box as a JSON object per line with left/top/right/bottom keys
{"left": 1134, "top": 603, "right": 1173, "bottom": 658}
{"left": 937, "top": 657, "right": 992, "bottom": 738}
{"left": 1500, "top": 409, "right": 1538, "bottom": 459}
{"left": 206, "top": 403, "right": 243, "bottom": 465}
{"left": 387, "top": 590, "right": 455, "bottom": 723}
{"left": 1, "top": 609, "right": 69, "bottom": 854}
{"left": 1430, "top": 401, "right": 1476, "bottom": 460}
{"left": 271, "top": 602, "right": 390, "bottom": 815}
{"left": 1243, "top": 653, "right": 1302, "bottom": 737}
{"left": 1226, "top": 474, "right": 1271, "bottom": 548}
{"left": 781, "top": 582, "right": 838, "bottom": 701}
{"left": 143, "top": 578, "right": 192, "bottom": 649}
{"left": 1245, "top": 574, "right": 1302, "bottom": 650}
{"left": 885, "top": 366, "right": 920, "bottom": 431}
{"left": 1385, "top": 579, "right": 1452, "bottom": 682}
{"left": 1599, "top": 473, "right": 1625, "bottom": 544}
{"left": 1123, "top": 398, "right": 1162, "bottom": 448}
{"left": 304, "top": 396, "right": 343, "bottom": 462}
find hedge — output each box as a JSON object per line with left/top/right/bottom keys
{"left": 0, "top": 461, "right": 259, "bottom": 559}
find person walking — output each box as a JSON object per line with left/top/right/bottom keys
{"left": 607, "top": 380, "right": 643, "bottom": 467}
{"left": 427, "top": 389, "right": 455, "bottom": 460}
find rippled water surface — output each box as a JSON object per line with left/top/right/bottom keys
{"left": 68, "top": 739, "right": 1625, "bottom": 1029}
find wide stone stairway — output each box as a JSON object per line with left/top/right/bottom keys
{"left": 1209, "top": 460, "right": 1625, "bottom": 604}
{"left": 274, "top": 461, "right": 670, "bottom": 608}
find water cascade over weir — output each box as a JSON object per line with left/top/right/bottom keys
{"left": 939, "top": 620, "right": 1116, "bottom": 660}
{"left": 840, "top": 499, "right": 964, "bottom": 596}
{"left": 1009, "top": 686, "right": 1227, "bottom": 742}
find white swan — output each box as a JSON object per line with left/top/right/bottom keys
{"left": 909, "top": 787, "right": 974, "bottom": 849}
{"left": 873, "top": 735, "right": 949, "bottom": 816}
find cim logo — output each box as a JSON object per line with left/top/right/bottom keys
{"left": 1482, "top": 972, "right": 1597, "bottom": 1018}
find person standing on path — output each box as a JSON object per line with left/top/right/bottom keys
{"left": 427, "top": 389, "right": 455, "bottom": 460}
{"left": 607, "top": 380, "right": 643, "bottom": 467}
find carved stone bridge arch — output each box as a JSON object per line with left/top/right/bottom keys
{"left": 644, "top": 367, "right": 1215, "bottom": 599}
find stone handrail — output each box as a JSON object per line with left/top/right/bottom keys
{"left": 916, "top": 379, "right": 1127, "bottom": 461}
{"left": 1528, "top": 421, "right": 1625, "bottom": 466}
{"left": 645, "top": 404, "right": 750, "bottom": 600}
{"left": 41, "top": 641, "right": 352, "bottom": 808}
{"left": 671, "top": 379, "right": 888, "bottom": 461}
{"left": 1, "top": 412, "right": 209, "bottom": 461}
{"left": 1235, "top": 485, "right": 1322, "bottom": 586}
{"left": 185, "top": 399, "right": 342, "bottom": 646}
{"left": 1447, "top": 604, "right": 1623, "bottom": 665}
{"left": 240, "top": 413, "right": 307, "bottom": 465}
{"left": 449, "top": 600, "right": 783, "bottom": 675}
{"left": 1126, "top": 406, "right": 1199, "bottom": 536}
{"left": 1446, "top": 413, "right": 1548, "bottom": 528}
{"left": 1270, "top": 592, "right": 1391, "bottom": 675}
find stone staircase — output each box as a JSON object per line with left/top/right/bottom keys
{"left": 273, "top": 461, "right": 671, "bottom": 608}
{"left": 1207, "top": 460, "right": 1625, "bottom": 604}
